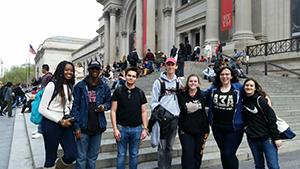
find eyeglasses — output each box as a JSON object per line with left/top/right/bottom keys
{"left": 128, "top": 90, "right": 131, "bottom": 99}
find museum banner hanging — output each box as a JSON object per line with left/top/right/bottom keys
{"left": 221, "top": 0, "right": 232, "bottom": 32}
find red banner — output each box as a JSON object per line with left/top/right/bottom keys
{"left": 221, "top": 0, "right": 232, "bottom": 32}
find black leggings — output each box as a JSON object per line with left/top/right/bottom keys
{"left": 212, "top": 127, "right": 244, "bottom": 169}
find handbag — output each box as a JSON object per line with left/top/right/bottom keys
{"left": 257, "top": 96, "right": 296, "bottom": 140}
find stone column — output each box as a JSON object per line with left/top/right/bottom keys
{"left": 163, "top": 7, "right": 172, "bottom": 54}
{"left": 109, "top": 8, "right": 117, "bottom": 64}
{"left": 104, "top": 12, "right": 110, "bottom": 65}
{"left": 233, "top": 0, "right": 255, "bottom": 41}
{"left": 205, "top": 0, "right": 219, "bottom": 45}
{"left": 188, "top": 31, "right": 193, "bottom": 46}
{"left": 136, "top": 0, "right": 143, "bottom": 59}
{"left": 200, "top": 26, "right": 204, "bottom": 47}
{"left": 120, "top": 31, "right": 127, "bottom": 59}
{"left": 147, "top": 0, "right": 156, "bottom": 51}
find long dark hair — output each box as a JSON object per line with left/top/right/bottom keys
{"left": 184, "top": 74, "right": 201, "bottom": 92}
{"left": 243, "top": 77, "right": 267, "bottom": 98}
{"left": 50, "top": 61, "right": 75, "bottom": 102}
{"left": 213, "top": 66, "right": 239, "bottom": 88}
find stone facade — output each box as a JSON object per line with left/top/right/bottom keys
{"left": 96, "top": 0, "right": 293, "bottom": 65}
{"left": 34, "top": 36, "right": 90, "bottom": 78}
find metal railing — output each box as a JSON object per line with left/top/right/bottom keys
{"left": 264, "top": 62, "right": 300, "bottom": 78}
{"left": 246, "top": 37, "right": 300, "bottom": 57}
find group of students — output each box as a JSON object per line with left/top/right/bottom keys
{"left": 150, "top": 57, "right": 282, "bottom": 169}
{"left": 37, "top": 57, "right": 281, "bottom": 169}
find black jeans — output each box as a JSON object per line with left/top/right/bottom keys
{"left": 42, "top": 118, "right": 77, "bottom": 167}
{"left": 158, "top": 118, "right": 178, "bottom": 169}
{"left": 179, "top": 130, "right": 209, "bottom": 169}
{"left": 212, "top": 126, "right": 244, "bottom": 169}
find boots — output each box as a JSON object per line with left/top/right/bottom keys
{"left": 55, "top": 158, "right": 73, "bottom": 169}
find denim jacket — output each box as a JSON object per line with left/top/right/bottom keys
{"left": 71, "top": 77, "right": 112, "bottom": 131}
{"left": 206, "top": 82, "right": 244, "bottom": 131}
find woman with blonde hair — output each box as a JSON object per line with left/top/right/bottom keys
{"left": 177, "top": 74, "right": 209, "bottom": 169}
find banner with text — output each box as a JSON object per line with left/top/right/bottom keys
{"left": 221, "top": 0, "right": 232, "bottom": 32}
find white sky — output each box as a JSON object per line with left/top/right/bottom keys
{"left": 0, "top": 0, "right": 103, "bottom": 69}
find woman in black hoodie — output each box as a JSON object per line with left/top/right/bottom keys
{"left": 178, "top": 74, "right": 209, "bottom": 169}
{"left": 243, "top": 78, "right": 281, "bottom": 169}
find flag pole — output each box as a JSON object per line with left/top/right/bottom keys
{"left": 27, "top": 52, "right": 30, "bottom": 88}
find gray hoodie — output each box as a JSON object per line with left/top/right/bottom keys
{"left": 150, "top": 72, "right": 181, "bottom": 116}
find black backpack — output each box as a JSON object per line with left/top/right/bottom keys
{"left": 157, "top": 78, "right": 180, "bottom": 101}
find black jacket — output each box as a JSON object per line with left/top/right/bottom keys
{"left": 178, "top": 89, "right": 209, "bottom": 134}
{"left": 243, "top": 94, "right": 280, "bottom": 140}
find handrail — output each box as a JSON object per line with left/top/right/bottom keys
{"left": 246, "top": 37, "right": 300, "bottom": 57}
{"left": 265, "top": 62, "right": 300, "bottom": 77}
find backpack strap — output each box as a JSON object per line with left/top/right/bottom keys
{"left": 158, "top": 78, "right": 165, "bottom": 102}
{"left": 158, "top": 77, "right": 180, "bottom": 102}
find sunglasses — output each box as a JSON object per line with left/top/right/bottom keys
{"left": 128, "top": 90, "right": 131, "bottom": 99}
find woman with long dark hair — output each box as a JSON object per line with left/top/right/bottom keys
{"left": 206, "top": 66, "right": 244, "bottom": 169}
{"left": 243, "top": 78, "right": 281, "bottom": 169}
{"left": 178, "top": 74, "right": 209, "bottom": 169}
{"left": 39, "top": 61, "right": 77, "bottom": 169}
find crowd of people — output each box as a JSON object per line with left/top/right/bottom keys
{"left": 0, "top": 42, "right": 283, "bottom": 169}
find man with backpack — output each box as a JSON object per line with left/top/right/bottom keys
{"left": 110, "top": 67, "right": 148, "bottom": 169}
{"left": 150, "top": 57, "right": 182, "bottom": 169}
{"left": 71, "top": 60, "right": 112, "bottom": 169}
{"left": 32, "top": 64, "right": 53, "bottom": 139}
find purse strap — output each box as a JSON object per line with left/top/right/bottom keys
{"left": 256, "top": 96, "right": 270, "bottom": 124}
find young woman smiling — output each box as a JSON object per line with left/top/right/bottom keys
{"left": 177, "top": 74, "right": 209, "bottom": 169}
{"left": 206, "top": 66, "right": 244, "bottom": 169}
{"left": 243, "top": 78, "right": 281, "bottom": 169}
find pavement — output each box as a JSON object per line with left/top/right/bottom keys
{"left": 0, "top": 111, "right": 15, "bottom": 169}
{"left": 204, "top": 150, "right": 300, "bottom": 169}
{"left": 0, "top": 107, "right": 33, "bottom": 169}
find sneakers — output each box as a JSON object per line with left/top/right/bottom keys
{"left": 32, "top": 132, "right": 42, "bottom": 139}
{"left": 31, "top": 129, "right": 38, "bottom": 135}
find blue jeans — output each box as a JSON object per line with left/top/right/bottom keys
{"left": 212, "top": 126, "right": 244, "bottom": 169}
{"left": 117, "top": 125, "right": 142, "bottom": 169}
{"left": 75, "top": 133, "right": 102, "bottom": 169}
{"left": 247, "top": 137, "right": 280, "bottom": 169}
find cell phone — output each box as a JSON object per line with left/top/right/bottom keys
{"left": 67, "top": 117, "right": 75, "bottom": 122}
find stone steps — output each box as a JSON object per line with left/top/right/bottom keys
{"left": 24, "top": 61, "right": 300, "bottom": 169}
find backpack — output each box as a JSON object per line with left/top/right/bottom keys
{"left": 30, "top": 82, "right": 58, "bottom": 124}
{"left": 158, "top": 78, "right": 180, "bottom": 101}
